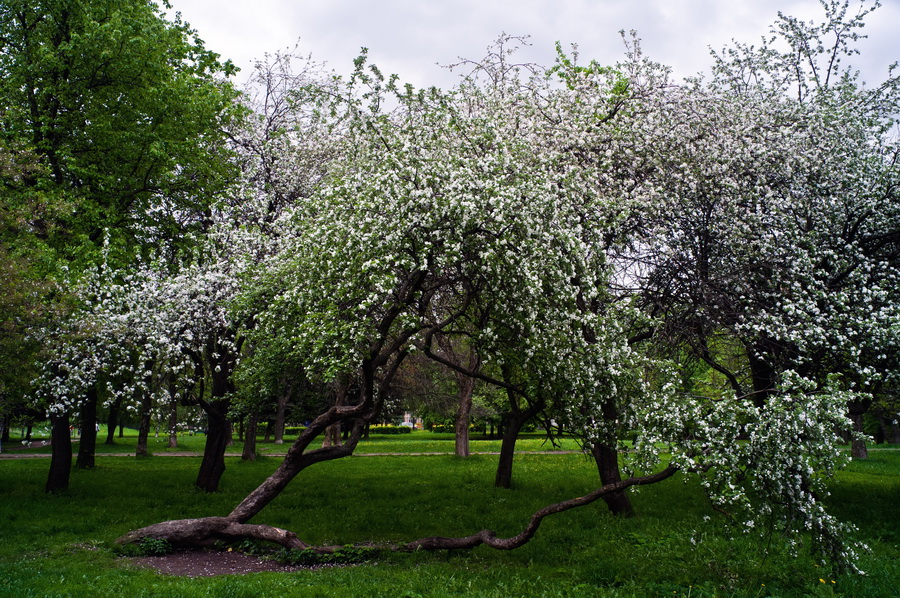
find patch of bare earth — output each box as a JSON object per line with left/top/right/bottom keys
{"left": 127, "top": 550, "right": 308, "bottom": 577}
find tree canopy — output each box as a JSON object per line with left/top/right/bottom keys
{"left": 7, "top": 0, "right": 898, "bottom": 575}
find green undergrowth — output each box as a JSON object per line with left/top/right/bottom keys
{"left": 0, "top": 450, "right": 897, "bottom": 597}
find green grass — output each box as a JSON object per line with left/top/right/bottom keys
{"left": 0, "top": 439, "right": 898, "bottom": 597}
{"left": 1, "top": 428, "right": 582, "bottom": 455}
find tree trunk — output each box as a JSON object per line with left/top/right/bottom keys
{"left": 274, "top": 389, "right": 289, "bottom": 445}
{"left": 196, "top": 400, "right": 230, "bottom": 492}
{"left": 242, "top": 412, "right": 259, "bottom": 461}
{"left": 849, "top": 411, "right": 868, "bottom": 459}
{"left": 495, "top": 410, "right": 533, "bottom": 489}
{"left": 887, "top": 415, "right": 900, "bottom": 445}
{"left": 321, "top": 382, "right": 348, "bottom": 449}
{"left": 167, "top": 395, "right": 179, "bottom": 449}
{"left": 455, "top": 375, "right": 475, "bottom": 458}
{"left": 106, "top": 396, "right": 122, "bottom": 445}
{"left": 1, "top": 414, "right": 10, "bottom": 442}
{"left": 136, "top": 391, "right": 153, "bottom": 457}
{"left": 76, "top": 387, "right": 98, "bottom": 469}
{"left": 591, "top": 442, "right": 633, "bottom": 516}
{"left": 46, "top": 411, "right": 72, "bottom": 493}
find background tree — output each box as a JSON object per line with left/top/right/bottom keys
{"left": 1, "top": 0, "right": 240, "bottom": 490}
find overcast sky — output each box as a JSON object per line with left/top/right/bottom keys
{"left": 165, "top": 0, "right": 898, "bottom": 89}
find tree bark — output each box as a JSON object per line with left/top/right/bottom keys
{"left": 274, "top": 388, "right": 289, "bottom": 445}
{"left": 76, "top": 386, "right": 98, "bottom": 469}
{"left": 197, "top": 399, "right": 230, "bottom": 492}
{"left": 454, "top": 377, "right": 474, "bottom": 458}
{"left": 321, "top": 381, "right": 348, "bottom": 449}
{"left": 849, "top": 411, "right": 868, "bottom": 460}
{"left": 591, "top": 442, "right": 633, "bottom": 516}
{"left": 105, "top": 396, "right": 122, "bottom": 445}
{"left": 46, "top": 411, "right": 72, "bottom": 493}
{"left": 242, "top": 411, "right": 258, "bottom": 461}
{"left": 848, "top": 398, "right": 872, "bottom": 460}
{"left": 881, "top": 415, "right": 900, "bottom": 444}
{"left": 167, "top": 395, "right": 179, "bottom": 449}
{"left": 495, "top": 404, "right": 541, "bottom": 489}
{"left": 136, "top": 391, "right": 153, "bottom": 457}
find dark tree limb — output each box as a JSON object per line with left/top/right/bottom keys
{"left": 117, "top": 464, "right": 679, "bottom": 553}
{"left": 404, "top": 463, "right": 678, "bottom": 551}
{"left": 116, "top": 517, "right": 307, "bottom": 550}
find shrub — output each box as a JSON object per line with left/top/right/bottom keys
{"left": 369, "top": 424, "right": 411, "bottom": 435}
{"left": 115, "top": 537, "right": 174, "bottom": 557}
{"left": 274, "top": 545, "right": 380, "bottom": 566}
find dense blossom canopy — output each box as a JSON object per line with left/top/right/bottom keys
{"left": 23, "top": 0, "right": 898, "bottom": 572}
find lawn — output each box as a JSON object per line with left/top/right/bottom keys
{"left": 1, "top": 434, "right": 897, "bottom": 597}
{"left": 0, "top": 427, "right": 583, "bottom": 455}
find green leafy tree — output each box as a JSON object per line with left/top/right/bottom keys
{"left": 1, "top": 0, "right": 241, "bottom": 490}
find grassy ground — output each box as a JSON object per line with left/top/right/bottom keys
{"left": 0, "top": 433, "right": 897, "bottom": 597}
{"left": 1, "top": 427, "right": 583, "bottom": 455}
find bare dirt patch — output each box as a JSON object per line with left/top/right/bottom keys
{"left": 128, "top": 549, "right": 307, "bottom": 577}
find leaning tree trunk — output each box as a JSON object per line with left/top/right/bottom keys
{"left": 46, "top": 411, "right": 72, "bottom": 493}
{"left": 495, "top": 404, "right": 542, "bottom": 489}
{"left": 591, "top": 442, "right": 633, "bottom": 516}
{"left": 76, "top": 387, "right": 98, "bottom": 469}
{"left": 197, "top": 399, "right": 230, "bottom": 492}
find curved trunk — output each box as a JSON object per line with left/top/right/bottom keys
{"left": 495, "top": 410, "right": 532, "bottom": 489}
{"left": 46, "top": 411, "right": 72, "bottom": 493}
{"left": 76, "top": 387, "right": 98, "bottom": 469}
{"left": 591, "top": 442, "right": 633, "bottom": 516}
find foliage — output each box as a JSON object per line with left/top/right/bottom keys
{"left": 14, "top": 0, "right": 899, "bottom": 575}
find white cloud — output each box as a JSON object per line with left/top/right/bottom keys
{"left": 167, "top": 0, "right": 897, "bottom": 88}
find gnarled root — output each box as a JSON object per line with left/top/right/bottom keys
{"left": 116, "top": 516, "right": 307, "bottom": 550}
